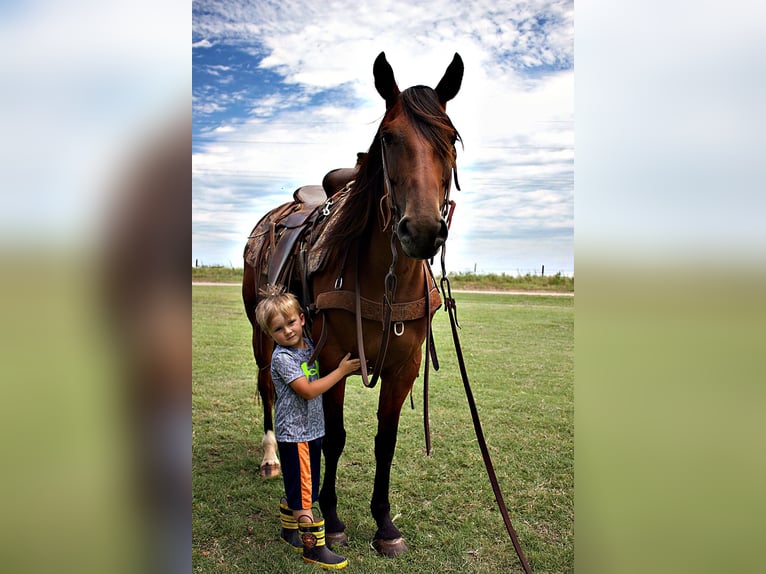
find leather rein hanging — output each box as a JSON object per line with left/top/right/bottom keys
{"left": 382, "top": 132, "right": 531, "bottom": 573}
{"left": 437, "top": 248, "right": 533, "bottom": 574}
{"left": 379, "top": 139, "right": 533, "bottom": 572}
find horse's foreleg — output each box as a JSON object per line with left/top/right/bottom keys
{"left": 370, "top": 378, "right": 412, "bottom": 557}
{"left": 371, "top": 428, "right": 404, "bottom": 550}
{"left": 319, "top": 382, "right": 347, "bottom": 545}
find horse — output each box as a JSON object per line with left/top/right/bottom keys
{"left": 242, "top": 51, "right": 463, "bottom": 556}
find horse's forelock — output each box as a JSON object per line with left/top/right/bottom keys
{"left": 399, "top": 86, "right": 461, "bottom": 164}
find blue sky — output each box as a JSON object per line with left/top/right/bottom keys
{"left": 193, "top": 0, "right": 573, "bottom": 275}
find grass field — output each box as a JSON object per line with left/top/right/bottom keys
{"left": 192, "top": 265, "right": 574, "bottom": 293}
{"left": 193, "top": 285, "right": 573, "bottom": 573}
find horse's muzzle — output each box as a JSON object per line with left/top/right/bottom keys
{"left": 396, "top": 216, "right": 448, "bottom": 259}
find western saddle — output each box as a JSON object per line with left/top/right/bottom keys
{"left": 244, "top": 153, "right": 365, "bottom": 310}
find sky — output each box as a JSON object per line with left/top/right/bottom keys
{"left": 192, "top": 0, "right": 574, "bottom": 275}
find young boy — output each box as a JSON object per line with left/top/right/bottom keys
{"left": 255, "top": 288, "right": 360, "bottom": 570}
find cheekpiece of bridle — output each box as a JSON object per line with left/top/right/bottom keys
{"left": 378, "top": 135, "right": 460, "bottom": 313}
{"left": 379, "top": 136, "right": 460, "bottom": 237}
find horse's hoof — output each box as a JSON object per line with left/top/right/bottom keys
{"left": 372, "top": 537, "right": 408, "bottom": 557}
{"left": 260, "top": 462, "right": 280, "bottom": 478}
{"left": 326, "top": 531, "right": 348, "bottom": 548}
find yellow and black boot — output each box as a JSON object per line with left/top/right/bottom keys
{"left": 279, "top": 499, "right": 302, "bottom": 552}
{"left": 298, "top": 516, "right": 349, "bottom": 569}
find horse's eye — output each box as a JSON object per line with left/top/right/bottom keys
{"left": 380, "top": 131, "right": 395, "bottom": 147}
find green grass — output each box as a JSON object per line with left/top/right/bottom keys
{"left": 193, "top": 286, "right": 573, "bottom": 573}
{"left": 193, "top": 265, "right": 245, "bottom": 284}
{"left": 192, "top": 265, "right": 574, "bottom": 293}
{"left": 446, "top": 271, "right": 574, "bottom": 293}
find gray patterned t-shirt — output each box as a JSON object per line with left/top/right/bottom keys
{"left": 271, "top": 340, "right": 325, "bottom": 443}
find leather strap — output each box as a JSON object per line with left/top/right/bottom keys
{"left": 307, "top": 312, "right": 327, "bottom": 367}
{"left": 423, "top": 262, "right": 433, "bottom": 455}
{"left": 308, "top": 264, "right": 440, "bottom": 390}
{"left": 356, "top": 261, "right": 392, "bottom": 389}
{"left": 439, "top": 271, "right": 532, "bottom": 574}
{"left": 315, "top": 289, "right": 440, "bottom": 322}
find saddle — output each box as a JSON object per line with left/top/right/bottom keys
{"left": 321, "top": 152, "right": 365, "bottom": 196}
{"left": 244, "top": 155, "right": 363, "bottom": 306}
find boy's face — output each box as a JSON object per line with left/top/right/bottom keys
{"left": 268, "top": 311, "right": 306, "bottom": 348}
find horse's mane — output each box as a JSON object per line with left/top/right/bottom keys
{"left": 321, "top": 86, "right": 462, "bottom": 261}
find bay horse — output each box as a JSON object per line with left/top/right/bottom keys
{"left": 242, "top": 51, "right": 463, "bottom": 556}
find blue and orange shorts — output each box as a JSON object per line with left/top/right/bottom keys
{"left": 277, "top": 438, "right": 322, "bottom": 511}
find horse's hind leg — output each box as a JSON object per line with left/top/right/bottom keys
{"left": 257, "top": 365, "right": 280, "bottom": 478}
{"left": 243, "top": 264, "right": 280, "bottom": 478}
{"left": 319, "top": 382, "right": 348, "bottom": 547}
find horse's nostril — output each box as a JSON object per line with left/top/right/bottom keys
{"left": 438, "top": 218, "right": 448, "bottom": 240}
{"left": 434, "top": 224, "right": 447, "bottom": 251}
{"left": 397, "top": 217, "right": 411, "bottom": 239}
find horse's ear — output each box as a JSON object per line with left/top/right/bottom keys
{"left": 435, "top": 53, "right": 464, "bottom": 105}
{"left": 374, "top": 52, "right": 400, "bottom": 109}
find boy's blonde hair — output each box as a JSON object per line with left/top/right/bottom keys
{"left": 254, "top": 285, "right": 303, "bottom": 335}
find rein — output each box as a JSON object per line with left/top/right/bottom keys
{"left": 355, "top": 254, "right": 393, "bottom": 389}
{"left": 438, "top": 250, "right": 533, "bottom": 574}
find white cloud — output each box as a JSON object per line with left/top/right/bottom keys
{"left": 192, "top": 0, "right": 574, "bottom": 273}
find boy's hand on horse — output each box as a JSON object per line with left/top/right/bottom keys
{"left": 337, "top": 353, "right": 361, "bottom": 377}
{"left": 290, "top": 353, "right": 361, "bottom": 400}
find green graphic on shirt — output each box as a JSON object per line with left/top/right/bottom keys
{"left": 301, "top": 361, "right": 319, "bottom": 380}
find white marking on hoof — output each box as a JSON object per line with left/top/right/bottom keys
{"left": 260, "top": 430, "right": 280, "bottom": 478}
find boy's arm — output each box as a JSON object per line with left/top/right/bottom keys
{"left": 290, "top": 353, "right": 361, "bottom": 400}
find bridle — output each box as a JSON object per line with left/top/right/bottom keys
{"left": 379, "top": 134, "right": 460, "bottom": 239}
{"left": 378, "top": 130, "right": 460, "bottom": 299}
{"left": 343, "top": 132, "right": 458, "bottom": 390}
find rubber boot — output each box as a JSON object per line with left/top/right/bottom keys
{"left": 279, "top": 499, "right": 302, "bottom": 552}
{"left": 298, "top": 516, "right": 349, "bottom": 570}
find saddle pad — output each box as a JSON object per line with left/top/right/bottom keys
{"left": 243, "top": 201, "right": 294, "bottom": 270}
{"left": 306, "top": 189, "right": 352, "bottom": 276}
